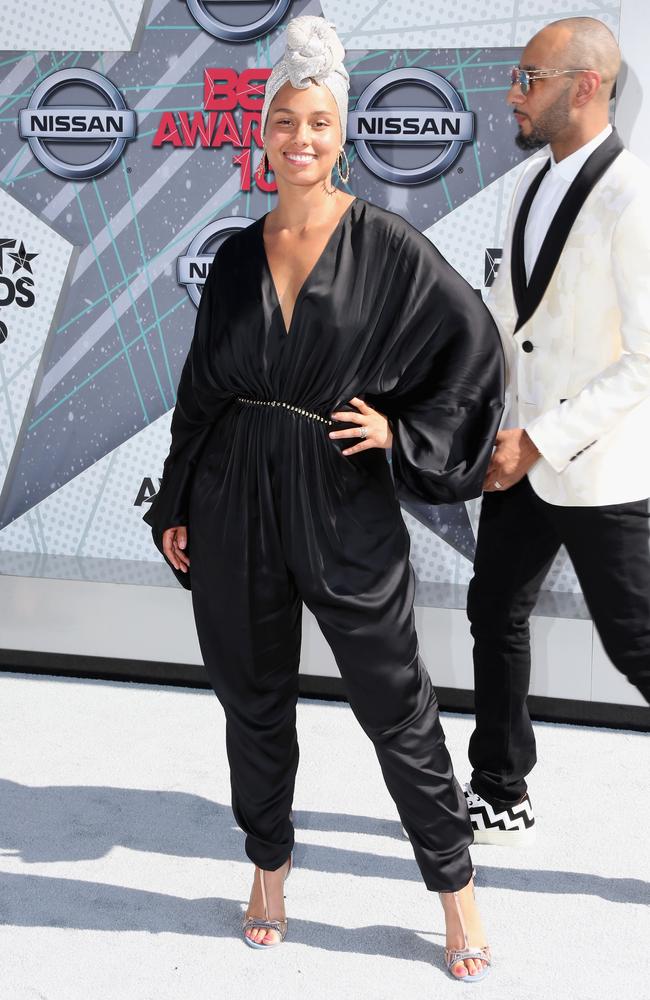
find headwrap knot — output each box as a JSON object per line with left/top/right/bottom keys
{"left": 260, "top": 16, "right": 350, "bottom": 143}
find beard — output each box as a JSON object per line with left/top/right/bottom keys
{"left": 514, "top": 87, "right": 572, "bottom": 150}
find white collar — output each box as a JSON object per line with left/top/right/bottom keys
{"left": 549, "top": 124, "right": 613, "bottom": 182}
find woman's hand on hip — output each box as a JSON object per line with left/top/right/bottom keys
{"left": 162, "top": 526, "right": 190, "bottom": 573}
{"left": 329, "top": 397, "right": 393, "bottom": 456}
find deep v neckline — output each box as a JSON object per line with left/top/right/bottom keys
{"left": 261, "top": 197, "right": 357, "bottom": 336}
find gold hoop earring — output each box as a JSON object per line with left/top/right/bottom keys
{"left": 337, "top": 147, "right": 350, "bottom": 184}
{"left": 255, "top": 150, "right": 270, "bottom": 182}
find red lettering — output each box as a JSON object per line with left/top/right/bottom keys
{"left": 212, "top": 111, "right": 242, "bottom": 147}
{"left": 154, "top": 67, "right": 274, "bottom": 188}
{"left": 256, "top": 171, "right": 277, "bottom": 193}
{"left": 233, "top": 149, "right": 252, "bottom": 192}
{"left": 178, "top": 111, "right": 214, "bottom": 147}
{"left": 152, "top": 112, "right": 182, "bottom": 147}
{"left": 204, "top": 67, "right": 239, "bottom": 111}
{"left": 238, "top": 69, "right": 271, "bottom": 110}
{"left": 234, "top": 149, "right": 276, "bottom": 192}
{"left": 241, "top": 111, "right": 263, "bottom": 148}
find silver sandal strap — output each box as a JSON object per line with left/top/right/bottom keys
{"left": 242, "top": 917, "right": 287, "bottom": 940}
{"left": 445, "top": 945, "right": 491, "bottom": 968}
{"left": 242, "top": 855, "right": 292, "bottom": 943}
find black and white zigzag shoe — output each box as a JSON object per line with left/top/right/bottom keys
{"left": 464, "top": 782, "right": 536, "bottom": 846}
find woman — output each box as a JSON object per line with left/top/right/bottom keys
{"left": 144, "top": 15, "right": 503, "bottom": 981}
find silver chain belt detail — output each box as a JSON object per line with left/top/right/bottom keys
{"left": 236, "top": 397, "right": 332, "bottom": 426}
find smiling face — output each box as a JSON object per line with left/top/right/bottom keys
{"left": 263, "top": 80, "right": 342, "bottom": 189}
{"left": 509, "top": 27, "right": 577, "bottom": 150}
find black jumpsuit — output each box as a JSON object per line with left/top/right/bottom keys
{"left": 144, "top": 197, "right": 504, "bottom": 892}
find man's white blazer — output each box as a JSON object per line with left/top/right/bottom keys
{"left": 488, "top": 130, "right": 650, "bottom": 506}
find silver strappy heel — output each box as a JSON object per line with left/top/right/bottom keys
{"left": 242, "top": 854, "right": 293, "bottom": 949}
{"left": 440, "top": 875, "right": 491, "bottom": 983}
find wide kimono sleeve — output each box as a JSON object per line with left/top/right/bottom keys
{"left": 380, "top": 238, "right": 505, "bottom": 504}
{"left": 142, "top": 254, "right": 232, "bottom": 587}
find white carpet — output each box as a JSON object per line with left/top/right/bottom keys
{"left": 0, "top": 671, "right": 647, "bottom": 1000}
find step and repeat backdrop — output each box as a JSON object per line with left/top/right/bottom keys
{"left": 0, "top": 0, "right": 626, "bottom": 604}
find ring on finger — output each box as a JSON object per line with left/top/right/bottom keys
{"left": 359, "top": 426, "right": 368, "bottom": 439}
{"left": 494, "top": 480, "right": 503, "bottom": 490}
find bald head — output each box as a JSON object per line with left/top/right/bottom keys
{"left": 537, "top": 17, "right": 621, "bottom": 99}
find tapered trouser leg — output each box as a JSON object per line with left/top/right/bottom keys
{"left": 190, "top": 570, "right": 302, "bottom": 871}
{"left": 544, "top": 497, "right": 650, "bottom": 702}
{"left": 310, "top": 603, "right": 474, "bottom": 892}
{"left": 188, "top": 424, "right": 301, "bottom": 872}
{"left": 289, "top": 473, "right": 474, "bottom": 892}
{"left": 467, "top": 478, "right": 561, "bottom": 808}
{"left": 468, "top": 479, "right": 650, "bottom": 809}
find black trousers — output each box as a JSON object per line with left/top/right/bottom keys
{"left": 467, "top": 476, "right": 650, "bottom": 808}
{"left": 187, "top": 409, "right": 474, "bottom": 892}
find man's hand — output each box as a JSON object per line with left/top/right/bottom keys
{"left": 483, "top": 428, "right": 541, "bottom": 492}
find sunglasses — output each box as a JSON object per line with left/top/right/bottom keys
{"left": 509, "top": 66, "right": 592, "bottom": 95}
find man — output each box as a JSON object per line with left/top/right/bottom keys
{"left": 465, "top": 16, "right": 650, "bottom": 845}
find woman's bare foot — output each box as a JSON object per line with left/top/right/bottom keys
{"left": 243, "top": 857, "right": 291, "bottom": 946}
{"left": 439, "top": 879, "right": 490, "bottom": 979}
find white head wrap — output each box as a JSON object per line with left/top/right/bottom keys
{"left": 261, "top": 16, "right": 350, "bottom": 143}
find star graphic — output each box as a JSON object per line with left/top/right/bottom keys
{"left": 0, "top": 238, "right": 16, "bottom": 275}
{"left": 8, "top": 240, "right": 38, "bottom": 275}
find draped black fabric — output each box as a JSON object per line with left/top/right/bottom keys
{"left": 142, "top": 197, "right": 504, "bottom": 889}
{"left": 144, "top": 197, "right": 504, "bottom": 588}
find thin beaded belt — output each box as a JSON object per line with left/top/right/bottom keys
{"left": 236, "top": 396, "right": 332, "bottom": 426}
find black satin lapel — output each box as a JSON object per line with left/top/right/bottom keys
{"left": 515, "top": 128, "right": 624, "bottom": 331}
{"left": 511, "top": 158, "right": 551, "bottom": 323}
